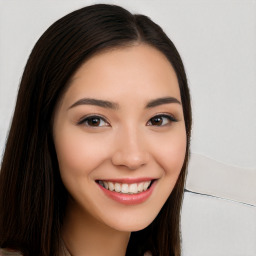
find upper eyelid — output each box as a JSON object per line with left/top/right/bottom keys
{"left": 77, "top": 114, "right": 109, "bottom": 125}
{"left": 150, "top": 113, "right": 178, "bottom": 121}
{"left": 146, "top": 114, "right": 178, "bottom": 127}
{"left": 149, "top": 115, "right": 176, "bottom": 123}
{"left": 76, "top": 112, "right": 178, "bottom": 125}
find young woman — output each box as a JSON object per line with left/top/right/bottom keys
{"left": 0, "top": 4, "right": 192, "bottom": 256}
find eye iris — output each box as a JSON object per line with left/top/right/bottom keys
{"left": 151, "top": 117, "right": 163, "bottom": 126}
{"left": 88, "top": 117, "right": 100, "bottom": 126}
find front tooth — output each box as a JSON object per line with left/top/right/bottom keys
{"left": 121, "top": 184, "right": 129, "bottom": 193}
{"left": 108, "top": 182, "right": 114, "bottom": 191}
{"left": 137, "top": 183, "right": 144, "bottom": 192}
{"left": 129, "top": 183, "right": 138, "bottom": 194}
{"left": 103, "top": 181, "right": 109, "bottom": 189}
{"left": 143, "top": 181, "right": 151, "bottom": 191}
{"left": 115, "top": 183, "right": 121, "bottom": 192}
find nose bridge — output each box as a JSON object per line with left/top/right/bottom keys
{"left": 111, "top": 123, "right": 149, "bottom": 169}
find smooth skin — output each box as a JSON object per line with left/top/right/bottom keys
{"left": 53, "top": 44, "right": 187, "bottom": 256}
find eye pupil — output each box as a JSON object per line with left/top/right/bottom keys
{"left": 151, "top": 117, "right": 163, "bottom": 126}
{"left": 88, "top": 117, "right": 100, "bottom": 126}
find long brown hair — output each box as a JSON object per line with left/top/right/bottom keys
{"left": 0, "top": 4, "right": 192, "bottom": 256}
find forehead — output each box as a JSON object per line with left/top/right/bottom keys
{"left": 62, "top": 44, "right": 181, "bottom": 107}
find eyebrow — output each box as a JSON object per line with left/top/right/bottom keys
{"left": 68, "top": 96, "right": 181, "bottom": 110}
{"left": 68, "top": 98, "right": 119, "bottom": 110}
{"left": 146, "top": 97, "right": 181, "bottom": 108}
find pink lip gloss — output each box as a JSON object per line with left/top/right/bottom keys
{"left": 97, "top": 180, "right": 156, "bottom": 205}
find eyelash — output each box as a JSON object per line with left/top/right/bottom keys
{"left": 146, "top": 114, "right": 178, "bottom": 126}
{"left": 77, "top": 115, "right": 110, "bottom": 127}
{"left": 77, "top": 114, "right": 177, "bottom": 128}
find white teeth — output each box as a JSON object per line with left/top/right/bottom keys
{"left": 108, "top": 182, "right": 114, "bottom": 191}
{"left": 138, "top": 182, "right": 144, "bottom": 192}
{"left": 121, "top": 184, "right": 129, "bottom": 194}
{"left": 103, "top": 181, "right": 109, "bottom": 190}
{"left": 115, "top": 183, "right": 121, "bottom": 193}
{"left": 98, "top": 180, "right": 152, "bottom": 194}
{"left": 143, "top": 181, "right": 151, "bottom": 191}
{"left": 129, "top": 183, "right": 138, "bottom": 194}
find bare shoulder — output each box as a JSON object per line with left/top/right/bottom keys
{"left": 0, "top": 249, "right": 23, "bottom": 256}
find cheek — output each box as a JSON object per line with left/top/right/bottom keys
{"left": 54, "top": 127, "right": 111, "bottom": 178}
{"left": 153, "top": 127, "right": 187, "bottom": 177}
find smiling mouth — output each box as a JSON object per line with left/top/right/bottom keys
{"left": 96, "top": 180, "right": 154, "bottom": 194}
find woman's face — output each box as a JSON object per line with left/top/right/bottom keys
{"left": 53, "top": 44, "right": 186, "bottom": 232}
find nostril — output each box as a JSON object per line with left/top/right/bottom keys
{"left": 111, "top": 151, "right": 149, "bottom": 170}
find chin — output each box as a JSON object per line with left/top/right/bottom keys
{"left": 104, "top": 210, "right": 159, "bottom": 232}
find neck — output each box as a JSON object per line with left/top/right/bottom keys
{"left": 62, "top": 198, "right": 130, "bottom": 256}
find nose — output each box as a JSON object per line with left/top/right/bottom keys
{"left": 111, "top": 127, "right": 149, "bottom": 170}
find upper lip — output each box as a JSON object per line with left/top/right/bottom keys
{"left": 96, "top": 177, "right": 156, "bottom": 184}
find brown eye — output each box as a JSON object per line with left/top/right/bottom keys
{"left": 147, "top": 114, "right": 177, "bottom": 126}
{"left": 87, "top": 117, "right": 101, "bottom": 126}
{"left": 150, "top": 116, "right": 164, "bottom": 126}
{"left": 78, "top": 116, "right": 109, "bottom": 127}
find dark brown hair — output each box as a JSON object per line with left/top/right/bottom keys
{"left": 0, "top": 4, "right": 191, "bottom": 256}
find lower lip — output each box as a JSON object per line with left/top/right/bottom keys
{"left": 97, "top": 181, "right": 156, "bottom": 205}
